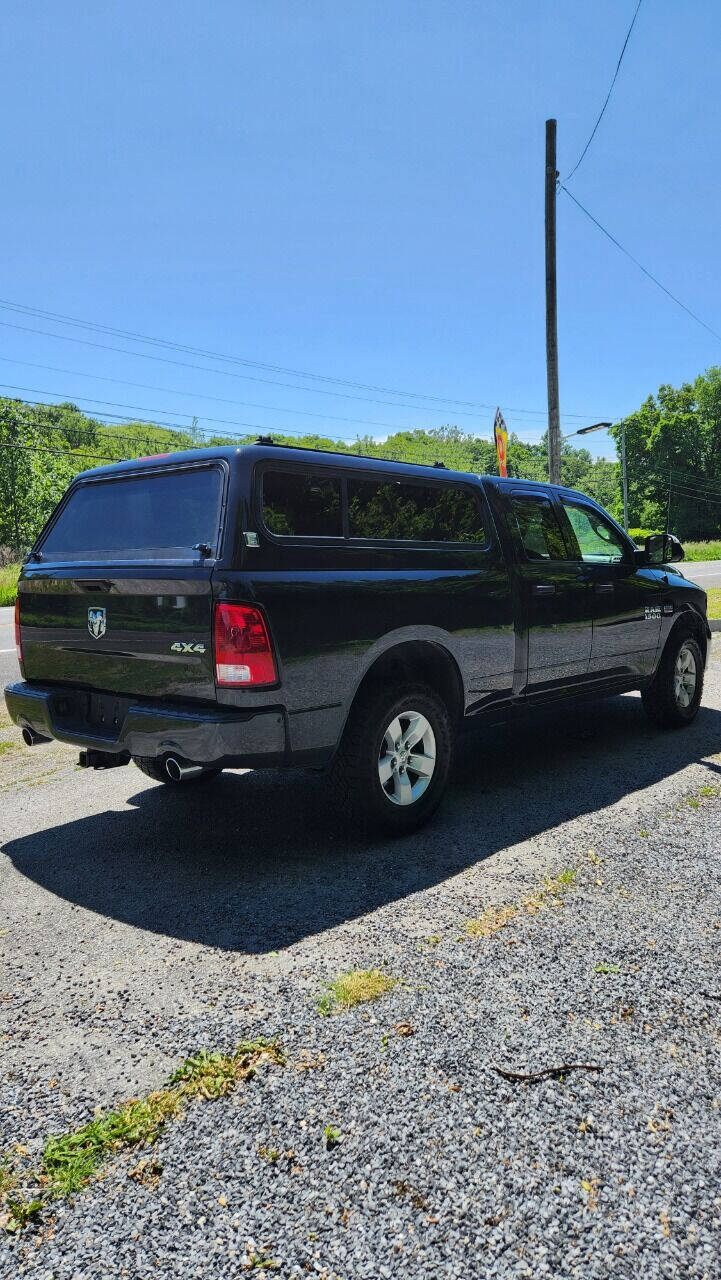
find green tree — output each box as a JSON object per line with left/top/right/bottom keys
{"left": 612, "top": 367, "right": 721, "bottom": 538}
{"left": 0, "top": 399, "right": 101, "bottom": 550}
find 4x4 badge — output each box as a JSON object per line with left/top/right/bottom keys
{"left": 87, "top": 607, "right": 107, "bottom": 639}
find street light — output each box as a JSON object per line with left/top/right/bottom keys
{"left": 562, "top": 420, "right": 628, "bottom": 533}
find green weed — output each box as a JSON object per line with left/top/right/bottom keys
{"left": 1, "top": 1038, "right": 284, "bottom": 1231}
{"left": 323, "top": 1124, "right": 343, "bottom": 1150}
{"left": 465, "top": 867, "right": 578, "bottom": 939}
{"left": 316, "top": 969, "right": 396, "bottom": 1016}
{"left": 594, "top": 962, "right": 621, "bottom": 975}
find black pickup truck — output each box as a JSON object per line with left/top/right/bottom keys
{"left": 4, "top": 443, "right": 710, "bottom": 832}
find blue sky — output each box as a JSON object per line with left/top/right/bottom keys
{"left": 1, "top": 0, "right": 719, "bottom": 459}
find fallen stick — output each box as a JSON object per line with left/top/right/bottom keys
{"left": 493, "top": 1062, "right": 602, "bottom": 1083}
{"left": 700, "top": 992, "right": 721, "bottom": 1001}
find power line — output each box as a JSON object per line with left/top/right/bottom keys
{"left": 565, "top": 0, "right": 644, "bottom": 183}
{"left": 0, "top": 317, "right": 534, "bottom": 421}
{"left": 643, "top": 467, "right": 721, "bottom": 498}
{"left": 0, "top": 297, "right": 502, "bottom": 409}
{"left": 0, "top": 440, "right": 118, "bottom": 463}
{"left": 1, "top": 395, "right": 363, "bottom": 448}
{"left": 0, "top": 399, "right": 622, "bottom": 476}
{"left": 0, "top": 382, "right": 368, "bottom": 442}
{"left": 0, "top": 296, "right": 611, "bottom": 418}
{"left": 0, "top": 314, "right": 620, "bottom": 425}
{"left": 560, "top": 185, "right": 721, "bottom": 344}
{"left": 671, "top": 469, "right": 721, "bottom": 497}
{"left": 0, "top": 356, "right": 490, "bottom": 434}
{"left": 0, "top": 358, "right": 546, "bottom": 437}
{"left": 670, "top": 485, "right": 721, "bottom": 508}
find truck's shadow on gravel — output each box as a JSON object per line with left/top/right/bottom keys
{"left": 6, "top": 694, "right": 721, "bottom": 953}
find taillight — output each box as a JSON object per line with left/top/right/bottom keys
{"left": 15, "top": 595, "right": 24, "bottom": 676}
{"left": 214, "top": 602, "right": 277, "bottom": 687}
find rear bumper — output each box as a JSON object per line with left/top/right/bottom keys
{"left": 3, "top": 681, "right": 287, "bottom": 767}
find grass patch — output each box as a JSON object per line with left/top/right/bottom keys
{"left": 705, "top": 588, "right": 721, "bottom": 621}
{"left": 683, "top": 541, "right": 721, "bottom": 562}
{"left": 0, "top": 565, "right": 20, "bottom": 608}
{"left": 464, "top": 868, "right": 578, "bottom": 940}
{"left": 0, "top": 1038, "right": 283, "bottom": 1232}
{"left": 0, "top": 740, "right": 19, "bottom": 756}
{"left": 42, "top": 1091, "right": 183, "bottom": 1196}
{"left": 465, "top": 905, "right": 518, "bottom": 939}
{"left": 631, "top": 538, "right": 721, "bottom": 563}
{"left": 679, "top": 783, "right": 720, "bottom": 811}
{"left": 594, "top": 962, "right": 621, "bottom": 975}
{"left": 316, "top": 968, "right": 397, "bottom": 1016}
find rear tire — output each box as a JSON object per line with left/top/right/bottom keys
{"left": 132, "top": 756, "right": 223, "bottom": 785}
{"left": 329, "top": 682, "right": 453, "bottom": 835}
{"left": 641, "top": 629, "right": 704, "bottom": 728}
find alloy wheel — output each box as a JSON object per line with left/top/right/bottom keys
{"left": 378, "top": 710, "right": 436, "bottom": 806}
{"left": 673, "top": 643, "right": 697, "bottom": 709}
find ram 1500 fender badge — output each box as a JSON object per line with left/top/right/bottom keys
{"left": 87, "top": 607, "right": 107, "bottom": 638}
{"left": 645, "top": 606, "right": 662, "bottom": 620}
{"left": 170, "top": 641, "right": 206, "bottom": 654}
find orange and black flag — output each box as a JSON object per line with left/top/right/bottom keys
{"left": 493, "top": 408, "right": 508, "bottom": 477}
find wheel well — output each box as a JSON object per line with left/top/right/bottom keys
{"left": 669, "top": 608, "right": 708, "bottom": 662}
{"left": 348, "top": 641, "right": 464, "bottom": 725}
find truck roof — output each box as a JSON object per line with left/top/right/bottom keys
{"left": 74, "top": 440, "right": 486, "bottom": 486}
{"left": 74, "top": 439, "right": 595, "bottom": 506}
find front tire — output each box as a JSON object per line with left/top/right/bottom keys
{"left": 642, "top": 629, "right": 704, "bottom": 728}
{"left": 329, "top": 682, "right": 453, "bottom": 835}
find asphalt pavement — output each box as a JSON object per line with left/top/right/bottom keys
{"left": 0, "top": 607, "right": 15, "bottom": 689}
{"left": 680, "top": 560, "right": 721, "bottom": 585}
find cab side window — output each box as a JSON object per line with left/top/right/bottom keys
{"left": 261, "top": 470, "right": 343, "bottom": 537}
{"left": 561, "top": 500, "right": 627, "bottom": 564}
{"left": 510, "top": 495, "right": 568, "bottom": 561}
{"left": 347, "top": 477, "right": 486, "bottom": 543}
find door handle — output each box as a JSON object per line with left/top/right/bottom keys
{"left": 532, "top": 583, "right": 556, "bottom": 596}
{"left": 594, "top": 582, "right": 614, "bottom": 594}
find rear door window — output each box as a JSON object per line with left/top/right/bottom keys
{"left": 510, "top": 495, "right": 568, "bottom": 561}
{"left": 347, "top": 477, "right": 486, "bottom": 543}
{"left": 40, "top": 466, "right": 223, "bottom": 561}
{"left": 261, "top": 470, "right": 343, "bottom": 537}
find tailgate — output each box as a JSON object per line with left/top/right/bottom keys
{"left": 19, "top": 461, "right": 225, "bottom": 702}
{"left": 20, "top": 569, "right": 216, "bottom": 700}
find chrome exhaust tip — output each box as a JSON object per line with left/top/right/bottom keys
{"left": 22, "top": 726, "right": 51, "bottom": 747}
{"left": 165, "top": 755, "right": 204, "bottom": 782}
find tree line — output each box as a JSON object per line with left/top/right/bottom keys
{"left": 1, "top": 365, "right": 720, "bottom": 552}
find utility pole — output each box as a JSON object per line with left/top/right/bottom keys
{"left": 545, "top": 118, "right": 561, "bottom": 484}
{"left": 620, "top": 422, "right": 629, "bottom": 532}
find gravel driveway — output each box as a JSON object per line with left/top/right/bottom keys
{"left": 2, "top": 645, "right": 721, "bottom": 1278}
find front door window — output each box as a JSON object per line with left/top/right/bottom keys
{"left": 560, "top": 501, "right": 627, "bottom": 564}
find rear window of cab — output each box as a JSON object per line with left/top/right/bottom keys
{"left": 39, "top": 465, "right": 224, "bottom": 561}
{"left": 260, "top": 468, "right": 487, "bottom": 545}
